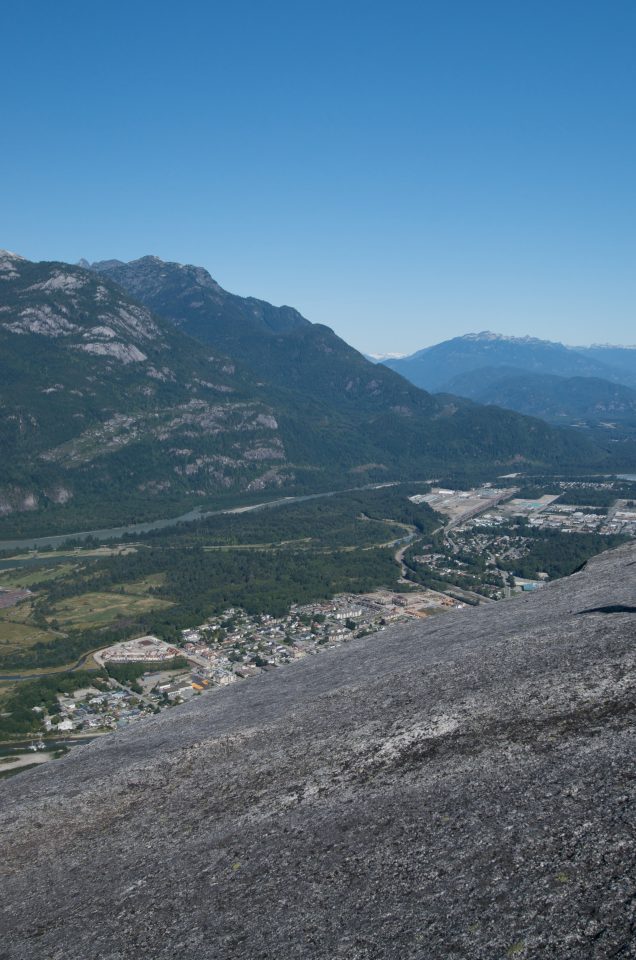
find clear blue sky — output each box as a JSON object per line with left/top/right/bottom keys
{"left": 2, "top": 0, "right": 635, "bottom": 353}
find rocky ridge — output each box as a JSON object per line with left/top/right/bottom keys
{"left": 0, "top": 543, "right": 634, "bottom": 958}
{"left": 0, "top": 255, "right": 291, "bottom": 519}
{"left": 91, "top": 255, "right": 310, "bottom": 338}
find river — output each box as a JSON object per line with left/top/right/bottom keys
{"left": 0, "top": 483, "right": 400, "bottom": 554}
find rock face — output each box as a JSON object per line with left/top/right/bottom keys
{"left": 0, "top": 255, "right": 295, "bottom": 519}
{"left": 1, "top": 544, "right": 635, "bottom": 959}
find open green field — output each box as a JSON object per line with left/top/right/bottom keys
{"left": 4, "top": 546, "right": 138, "bottom": 563}
{"left": 0, "top": 563, "right": 78, "bottom": 589}
{"left": 0, "top": 599, "right": 37, "bottom": 625}
{"left": 0, "top": 597, "right": 63, "bottom": 658}
{"left": 0, "top": 569, "right": 173, "bottom": 687}
{"left": 0, "top": 571, "right": 172, "bottom": 680}
{"left": 0, "top": 620, "right": 56, "bottom": 653}
{"left": 116, "top": 573, "right": 166, "bottom": 594}
{"left": 0, "top": 584, "right": 73, "bottom": 673}
{"left": 50, "top": 591, "right": 173, "bottom": 630}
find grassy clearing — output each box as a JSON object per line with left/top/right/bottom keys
{"left": 115, "top": 573, "right": 166, "bottom": 594}
{"left": 0, "top": 600, "right": 63, "bottom": 657}
{"left": 0, "top": 620, "right": 56, "bottom": 653}
{"left": 0, "top": 545, "right": 140, "bottom": 589}
{"left": 80, "top": 653, "right": 102, "bottom": 670}
{"left": 50, "top": 591, "right": 172, "bottom": 630}
{"left": 4, "top": 546, "right": 138, "bottom": 563}
{"left": 0, "top": 661, "right": 105, "bottom": 685}
{"left": 0, "top": 600, "right": 40, "bottom": 626}
{"left": 0, "top": 563, "right": 78, "bottom": 589}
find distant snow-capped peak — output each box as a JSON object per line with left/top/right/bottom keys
{"left": 461, "top": 331, "right": 557, "bottom": 346}
{"left": 0, "top": 249, "right": 26, "bottom": 279}
{"left": 585, "top": 342, "right": 636, "bottom": 351}
{"left": 366, "top": 351, "right": 407, "bottom": 361}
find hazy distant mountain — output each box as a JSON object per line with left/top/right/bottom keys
{"left": 575, "top": 344, "right": 636, "bottom": 383}
{"left": 443, "top": 366, "right": 636, "bottom": 426}
{"left": 0, "top": 255, "right": 608, "bottom": 533}
{"left": 384, "top": 332, "right": 636, "bottom": 392}
{"left": 89, "top": 256, "right": 605, "bottom": 466}
{"left": 89, "top": 260, "right": 596, "bottom": 426}
{"left": 364, "top": 352, "right": 407, "bottom": 363}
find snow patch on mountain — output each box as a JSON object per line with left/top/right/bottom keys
{"left": 366, "top": 352, "right": 407, "bottom": 361}
{"left": 585, "top": 342, "right": 636, "bottom": 351}
{"left": 0, "top": 250, "right": 25, "bottom": 279}
{"left": 461, "top": 331, "right": 563, "bottom": 346}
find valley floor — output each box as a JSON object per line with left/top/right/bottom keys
{"left": 1, "top": 475, "right": 635, "bottom": 750}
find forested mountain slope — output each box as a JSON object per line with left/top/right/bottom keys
{"left": 442, "top": 366, "right": 636, "bottom": 425}
{"left": 89, "top": 256, "right": 603, "bottom": 462}
{"left": 1, "top": 542, "right": 634, "bottom": 959}
{"left": 576, "top": 344, "right": 636, "bottom": 383}
{"left": 90, "top": 255, "right": 449, "bottom": 413}
{"left": 0, "top": 252, "right": 296, "bottom": 528}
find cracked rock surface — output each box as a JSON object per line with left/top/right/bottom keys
{"left": 0, "top": 544, "right": 635, "bottom": 959}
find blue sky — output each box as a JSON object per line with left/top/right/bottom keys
{"left": 2, "top": 1, "right": 635, "bottom": 353}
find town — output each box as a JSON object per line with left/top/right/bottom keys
{"left": 8, "top": 588, "right": 460, "bottom": 752}
{"left": 404, "top": 479, "right": 636, "bottom": 601}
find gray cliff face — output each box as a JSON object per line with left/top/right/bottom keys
{"left": 1, "top": 545, "right": 635, "bottom": 959}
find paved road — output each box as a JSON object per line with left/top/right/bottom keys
{"left": 396, "top": 513, "right": 499, "bottom": 604}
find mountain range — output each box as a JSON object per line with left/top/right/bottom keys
{"left": 0, "top": 253, "right": 611, "bottom": 534}
{"left": 384, "top": 332, "right": 636, "bottom": 391}
{"left": 384, "top": 332, "right": 636, "bottom": 430}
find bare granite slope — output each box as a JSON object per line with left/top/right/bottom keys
{"left": 1, "top": 545, "right": 635, "bottom": 959}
